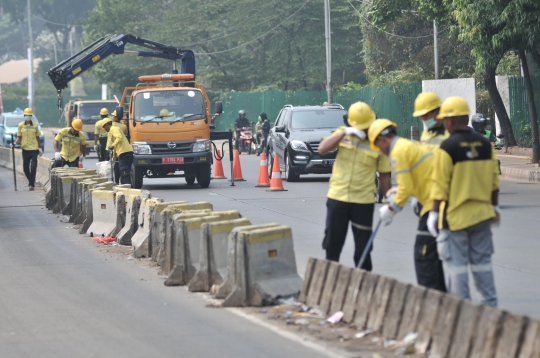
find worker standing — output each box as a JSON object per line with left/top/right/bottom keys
{"left": 102, "top": 119, "right": 134, "bottom": 185}
{"left": 14, "top": 108, "right": 41, "bottom": 190}
{"left": 318, "top": 102, "right": 392, "bottom": 270}
{"left": 428, "top": 96, "right": 500, "bottom": 306}
{"left": 53, "top": 119, "right": 86, "bottom": 168}
{"left": 367, "top": 119, "right": 446, "bottom": 292}
{"left": 413, "top": 92, "right": 449, "bottom": 151}
{"left": 107, "top": 110, "right": 129, "bottom": 184}
{"left": 94, "top": 108, "right": 110, "bottom": 162}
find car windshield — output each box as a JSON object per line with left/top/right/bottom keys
{"left": 133, "top": 90, "right": 205, "bottom": 123}
{"left": 291, "top": 110, "right": 346, "bottom": 129}
{"left": 79, "top": 103, "right": 117, "bottom": 124}
{"left": 5, "top": 115, "right": 38, "bottom": 128}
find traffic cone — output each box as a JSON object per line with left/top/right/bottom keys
{"left": 213, "top": 150, "right": 227, "bottom": 179}
{"left": 255, "top": 152, "right": 270, "bottom": 187}
{"left": 78, "top": 151, "right": 83, "bottom": 168}
{"left": 266, "top": 154, "right": 287, "bottom": 191}
{"left": 232, "top": 149, "right": 245, "bottom": 181}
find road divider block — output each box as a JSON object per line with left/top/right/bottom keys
{"left": 131, "top": 198, "right": 164, "bottom": 257}
{"left": 87, "top": 190, "right": 118, "bottom": 237}
{"left": 116, "top": 191, "right": 150, "bottom": 245}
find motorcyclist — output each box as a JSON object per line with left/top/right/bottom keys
{"left": 471, "top": 113, "right": 498, "bottom": 142}
{"left": 234, "top": 110, "right": 251, "bottom": 151}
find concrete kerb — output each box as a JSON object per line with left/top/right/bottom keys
{"left": 116, "top": 190, "right": 150, "bottom": 246}
{"left": 77, "top": 181, "right": 114, "bottom": 234}
{"left": 221, "top": 225, "right": 303, "bottom": 307}
{"left": 67, "top": 175, "right": 100, "bottom": 219}
{"left": 215, "top": 223, "right": 280, "bottom": 300}
{"left": 131, "top": 198, "right": 164, "bottom": 258}
{"left": 71, "top": 178, "right": 107, "bottom": 224}
{"left": 188, "top": 218, "right": 252, "bottom": 293}
{"left": 86, "top": 189, "right": 117, "bottom": 238}
{"left": 164, "top": 211, "right": 242, "bottom": 287}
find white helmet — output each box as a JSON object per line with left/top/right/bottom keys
{"left": 239, "top": 110, "right": 245, "bottom": 115}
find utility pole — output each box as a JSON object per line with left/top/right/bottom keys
{"left": 53, "top": 43, "right": 58, "bottom": 65}
{"left": 324, "top": 0, "right": 332, "bottom": 104}
{"left": 433, "top": 21, "right": 439, "bottom": 80}
{"left": 27, "top": 0, "right": 34, "bottom": 109}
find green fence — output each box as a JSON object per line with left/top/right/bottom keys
{"left": 212, "top": 83, "right": 423, "bottom": 138}
{"left": 508, "top": 75, "right": 540, "bottom": 140}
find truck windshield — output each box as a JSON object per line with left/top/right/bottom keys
{"left": 79, "top": 103, "right": 117, "bottom": 124}
{"left": 134, "top": 90, "right": 205, "bottom": 123}
{"left": 291, "top": 110, "right": 346, "bottom": 129}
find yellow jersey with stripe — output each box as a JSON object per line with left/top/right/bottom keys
{"left": 17, "top": 121, "right": 40, "bottom": 151}
{"left": 55, "top": 127, "right": 87, "bottom": 162}
{"left": 388, "top": 137, "right": 434, "bottom": 217}
{"left": 420, "top": 125, "right": 449, "bottom": 152}
{"left": 430, "top": 127, "right": 500, "bottom": 231}
{"left": 106, "top": 121, "right": 128, "bottom": 151}
{"left": 94, "top": 119, "right": 109, "bottom": 137}
{"left": 108, "top": 126, "right": 133, "bottom": 157}
{"left": 327, "top": 126, "right": 391, "bottom": 204}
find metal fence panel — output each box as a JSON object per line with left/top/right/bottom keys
{"left": 508, "top": 76, "right": 540, "bottom": 140}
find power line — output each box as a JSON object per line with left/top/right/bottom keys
{"left": 347, "top": 0, "right": 447, "bottom": 39}
{"left": 31, "top": 14, "right": 82, "bottom": 27}
{"left": 195, "top": 0, "right": 311, "bottom": 55}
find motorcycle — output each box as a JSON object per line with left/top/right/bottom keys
{"left": 236, "top": 126, "right": 254, "bottom": 154}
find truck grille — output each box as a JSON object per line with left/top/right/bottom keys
{"left": 150, "top": 142, "right": 192, "bottom": 155}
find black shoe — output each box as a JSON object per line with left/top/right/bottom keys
{"left": 29, "top": 186, "right": 34, "bottom": 191}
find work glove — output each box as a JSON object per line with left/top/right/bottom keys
{"left": 427, "top": 211, "right": 439, "bottom": 238}
{"left": 54, "top": 152, "right": 61, "bottom": 161}
{"left": 38, "top": 148, "right": 43, "bottom": 156}
{"left": 491, "top": 205, "right": 501, "bottom": 228}
{"left": 79, "top": 155, "right": 85, "bottom": 163}
{"left": 410, "top": 197, "right": 421, "bottom": 216}
{"left": 10, "top": 143, "right": 14, "bottom": 149}
{"left": 385, "top": 187, "right": 398, "bottom": 203}
{"left": 379, "top": 205, "right": 396, "bottom": 226}
{"left": 344, "top": 127, "right": 366, "bottom": 139}
{"left": 94, "top": 144, "right": 100, "bottom": 152}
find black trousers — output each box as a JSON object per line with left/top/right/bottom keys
{"left": 118, "top": 152, "right": 134, "bottom": 185}
{"left": 22, "top": 149, "right": 39, "bottom": 186}
{"left": 323, "top": 198, "right": 374, "bottom": 271}
{"left": 53, "top": 157, "right": 79, "bottom": 168}
{"left": 415, "top": 212, "right": 447, "bottom": 292}
{"left": 98, "top": 137, "right": 109, "bottom": 162}
{"left": 113, "top": 161, "right": 120, "bottom": 184}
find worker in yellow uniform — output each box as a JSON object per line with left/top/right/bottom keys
{"left": 107, "top": 110, "right": 129, "bottom": 184}
{"left": 368, "top": 119, "right": 446, "bottom": 292}
{"left": 14, "top": 108, "right": 41, "bottom": 190}
{"left": 53, "top": 119, "right": 86, "bottom": 168}
{"left": 413, "top": 92, "right": 449, "bottom": 150}
{"left": 318, "top": 102, "right": 392, "bottom": 270}
{"left": 94, "top": 108, "right": 110, "bottom": 162}
{"left": 428, "top": 96, "right": 500, "bottom": 306}
{"left": 102, "top": 119, "right": 134, "bottom": 185}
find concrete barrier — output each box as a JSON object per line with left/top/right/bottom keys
{"left": 221, "top": 225, "right": 303, "bottom": 307}
{"left": 67, "top": 175, "right": 100, "bottom": 219}
{"left": 71, "top": 177, "right": 107, "bottom": 223}
{"left": 131, "top": 198, "right": 163, "bottom": 257}
{"left": 188, "top": 218, "right": 251, "bottom": 292}
{"left": 86, "top": 190, "right": 118, "bottom": 237}
{"left": 116, "top": 190, "right": 150, "bottom": 246}
{"left": 164, "top": 211, "right": 241, "bottom": 287}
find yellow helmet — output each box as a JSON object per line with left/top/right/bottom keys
{"left": 72, "top": 118, "right": 83, "bottom": 131}
{"left": 347, "top": 101, "right": 376, "bottom": 130}
{"left": 436, "top": 96, "right": 470, "bottom": 119}
{"left": 160, "top": 109, "right": 171, "bottom": 117}
{"left": 412, "top": 92, "right": 441, "bottom": 117}
{"left": 101, "top": 118, "right": 113, "bottom": 129}
{"left": 112, "top": 110, "right": 117, "bottom": 117}
{"left": 368, "top": 119, "right": 397, "bottom": 151}
{"left": 23, "top": 108, "right": 33, "bottom": 116}
{"left": 100, "top": 108, "right": 109, "bottom": 116}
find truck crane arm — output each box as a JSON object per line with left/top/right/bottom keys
{"left": 47, "top": 34, "right": 195, "bottom": 91}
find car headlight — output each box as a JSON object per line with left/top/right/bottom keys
{"left": 193, "top": 140, "right": 210, "bottom": 152}
{"left": 290, "top": 140, "right": 308, "bottom": 151}
{"left": 133, "top": 143, "right": 152, "bottom": 155}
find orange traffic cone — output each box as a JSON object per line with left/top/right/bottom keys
{"left": 232, "top": 149, "right": 245, "bottom": 181}
{"left": 255, "top": 152, "right": 270, "bottom": 187}
{"left": 266, "top": 154, "right": 287, "bottom": 191}
{"left": 213, "top": 150, "right": 227, "bottom": 179}
{"left": 78, "top": 151, "right": 83, "bottom": 168}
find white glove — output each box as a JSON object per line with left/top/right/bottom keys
{"left": 410, "top": 197, "right": 421, "bottom": 216}
{"left": 427, "top": 211, "right": 439, "bottom": 237}
{"left": 94, "top": 145, "right": 100, "bottom": 152}
{"left": 379, "top": 205, "right": 396, "bottom": 226}
{"left": 79, "top": 155, "right": 85, "bottom": 163}
{"left": 54, "top": 152, "right": 61, "bottom": 161}
{"left": 38, "top": 148, "right": 43, "bottom": 156}
{"left": 491, "top": 205, "right": 501, "bottom": 228}
{"left": 344, "top": 127, "right": 366, "bottom": 139}
{"left": 385, "top": 187, "right": 398, "bottom": 202}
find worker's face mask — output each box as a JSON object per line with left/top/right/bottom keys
{"left": 24, "top": 115, "right": 32, "bottom": 123}
{"left": 422, "top": 117, "right": 438, "bottom": 130}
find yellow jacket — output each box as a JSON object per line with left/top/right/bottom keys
{"left": 420, "top": 125, "right": 449, "bottom": 152}
{"left": 106, "top": 121, "right": 128, "bottom": 150}
{"left": 55, "top": 127, "right": 87, "bottom": 162}
{"left": 431, "top": 127, "right": 500, "bottom": 231}
{"left": 17, "top": 121, "right": 40, "bottom": 151}
{"left": 389, "top": 137, "right": 434, "bottom": 216}
{"left": 94, "top": 119, "right": 108, "bottom": 137}
{"left": 108, "top": 126, "right": 133, "bottom": 157}
{"left": 327, "top": 126, "right": 391, "bottom": 204}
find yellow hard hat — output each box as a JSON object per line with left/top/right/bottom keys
{"left": 347, "top": 102, "right": 376, "bottom": 130}
{"left": 100, "top": 108, "right": 109, "bottom": 116}
{"left": 23, "top": 108, "right": 33, "bottom": 116}
{"left": 436, "top": 96, "right": 470, "bottom": 119}
{"left": 112, "top": 110, "right": 117, "bottom": 117}
{"left": 412, "top": 92, "right": 442, "bottom": 117}
{"left": 160, "top": 109, "right": 171, "bottom": 117}
{"left": 101, "top": 118, "right": 113, "bottom": 129}
{"left": 368, "top": 119, "right": 398, "bottom": 151}
{"left": 72, "top": 118, "right": 83, "bottom": 131}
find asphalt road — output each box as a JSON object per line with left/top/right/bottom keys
{"left": 0, "top": 167, "right": 333, "bottom": 358}
{"left": 71, "top": 146, "right": 540, "bottom": 319}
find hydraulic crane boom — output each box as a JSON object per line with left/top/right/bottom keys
{"left": 47, "top": 34, "right": 195, "bottom": 91}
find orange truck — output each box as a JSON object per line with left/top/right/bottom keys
{"left": 48, "top": 34, "right": 231, "bottom": 189}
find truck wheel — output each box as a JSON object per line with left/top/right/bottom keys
{"left": 185, "top": 176, "right": 196, "bottom": 185}
{"left": 132, "top": 165, "right": 144, "bottom": 189}
{"left": 196, "top": 164, "right": 211, "bottom": 188}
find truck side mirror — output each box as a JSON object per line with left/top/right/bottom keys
{"left": 214, "top": 101, "right": 223, "bottom": 115}
{"left": 115, "top": 106, "right": 124, "bottom": 120}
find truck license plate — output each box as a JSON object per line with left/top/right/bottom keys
{"left": 323, "top": 159, "right": 335, "bottom": 166}
{"left": 162, "top": 157, "right": 184, "bottom": 164}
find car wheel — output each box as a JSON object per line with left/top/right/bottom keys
{"left": 267, "top": 149, "right": 274, "bottom": 177}
{"left": 285, "top": 153, "right": 299, "bottom": 182}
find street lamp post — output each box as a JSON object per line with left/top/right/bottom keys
{"left": 27, "top": 0, "right": 34, "bottom": 109}
{"left": 324, "top": 0, "right": 332, "bottom": 104}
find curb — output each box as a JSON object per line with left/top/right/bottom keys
{"left": 500, "top": 165, "right": 540, "bottom": 183}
